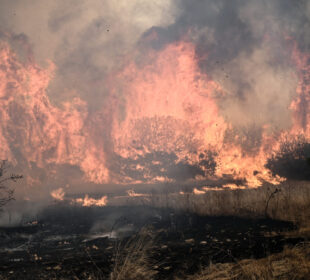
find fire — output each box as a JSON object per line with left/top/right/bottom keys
{"left": 108, "top": 41, "right": 290, "bottom": 187}
{"left": 51, "top": 188, "right": 65, "bottom": 201}
{"left": 111, "top": 43, "right": 226, "bottom": 158}
{"left": 50, "top": 188, "right": 108, "bottom": 206}
{"left": 0, "top": 41, "right": 109, "bottom": 184}
{"left": 74, "top": 195, "right": 108, "bottom": 207}
{"left": 109, "top": 42, "right": 228, "bottom": 183}
{"left": 202, "top": 186, "right": 223, "bottom": 192}
{"left": 1, "top": 35, "right": 310, "bottom": 190}
{"left": 290, "top": 42, "right": 310, "bottom": 137}
{"left": 193, "top": 188, "right": 206, "bottom": 195}
{"left": 127, "top": 189, "right": 146, "bottom": 197}
{"left": 222, "top": 184, "right": 247, "bottom": 190}
{"left": 215, "top": 144, "right": 285, "bottom": 188}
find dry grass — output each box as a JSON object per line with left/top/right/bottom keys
{"left": 110, "top": 228, "right": 157, "bottom": 280}
{"left": 107, "top": 181, "right": 310, "bottom": 279}
{"left": 182, "top": 242, "right": 310, "bottom": 280}
{"left": 120, "top": 181, "right": 310, "bottom": 226}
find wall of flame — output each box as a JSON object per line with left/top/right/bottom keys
{"left": 0, "top": 32, "right": 310, "bottom": 190}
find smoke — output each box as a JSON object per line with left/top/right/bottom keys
{"left": 139, "top": 0, "right": 309, "bottom": 131}
{"left": 0, "top": 0, "right": 178, "bottom": 108}
{"left": 1, "top": 0, "right": 307, "bottom": 123}
{"left": 0, "top": 0, "right": 310, "bottom": 206}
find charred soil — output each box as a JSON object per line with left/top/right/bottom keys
{"left": 0, "top": 205, "right": 306, "bottom": 279}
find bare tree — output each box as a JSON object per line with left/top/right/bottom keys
{"left": 0, "top": 160, "right": 23, "bottom": 210}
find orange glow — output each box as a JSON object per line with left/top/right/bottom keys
{"left": 222, "top": 184, "right": 247, "bottom": 190}
{"left": 107, "top": 41, "right": 290, "bottom": 187}
{"left": 111, "top": 43, "right": 226, "bottom": 158}
{"left": 202, "top": 186, "right": 223, "bottom": 192}
{"left": 290, "top": 42, "right": 310, "bottom": 137}
{"left": 0, "top": 42, "right": 109, "bottom": 184}
{"left": 74, "top": 195, "right": 108, "bottom": 207}
{"left": 127, "top": 189, "right": 147, "bottom": 197}
{"left": 51, "top": 188, "right": 65, "bottom": 201}
{"left": 1, "top": 37, "right": 310, "bottom": 190}
{"left": 193, "top": 188, "right": 206, "bottom": 195}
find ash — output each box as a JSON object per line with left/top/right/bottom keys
{"left": 0, "top": 205, "right": 303, "bottom": 279}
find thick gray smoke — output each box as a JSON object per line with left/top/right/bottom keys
{"left": 151, "top": 0, "right": 309, "bottom": 130}
{"left": 1, "top": 0, "right": 308, "bottom": 125}
{"left": 0, "top": 0, "right": 177, "bottom": 109}
{"left": 0, "top": 0, "right": 310, "bottom": 219}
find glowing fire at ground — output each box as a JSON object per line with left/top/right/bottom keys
{"left": 193, "top": 188, "right": 206, "bottom": 195}
{"left": 50, "top": 188, "right": 108, "bottom": 207}
{"left": 74, "top": 195, "right": 108, "bottom": 207}
{"left": 51, "top": 188, "right": 65, "bottom": 201}
{"left": 126, "top": 189, "right": 147, "bottom": 197}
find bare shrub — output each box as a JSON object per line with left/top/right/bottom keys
{"left": 0, "top": 160, "right": 22, "bottom": 210}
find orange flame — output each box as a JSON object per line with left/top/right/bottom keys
{"left": 127, "top": 189, "right": 146, "bottom": 197}
{"left": 108, "top": 41, "right": 289, "bottom": 187}
{"left": 193, "top": 188, "right": 206, "bottom": 195}
{"left": 0, "top": 41, "right": 109, "bottom": 184}
{"left": 50, "top": 188, "right": 65, "bottom": 201}
{"left": 290, "top": 42, "right": 310, "bottom": 137}
{"left": 74, "top": 195, "right": 108, "bottom": 207}
{"left": 1, "top": 37, "right": 310, "bottom": 189}
{"left": 111, "top": 43, "right": 226, "bottom": 159}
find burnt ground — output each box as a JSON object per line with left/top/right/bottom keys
{"left": 0, "top": 205, "right": 306, "bottom": 279}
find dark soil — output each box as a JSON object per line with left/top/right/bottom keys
{"left": 0, "top": 205, "right": 304, "bottom": 279}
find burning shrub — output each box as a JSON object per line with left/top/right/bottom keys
{"left": 112, "top": 149, "right": 216, "bottom": 184}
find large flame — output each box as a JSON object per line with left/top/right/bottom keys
{"left": 290, "top": 42, "right": 310, "bottom": 136}
{"left": 108, "top": 42, "right": 289, "bottom": 187}
{"left": 111, "top": 43, "right": 226, "bottom": 156}
{"left": 1, "top": 36, "right": 310, "bottom": 189}
{"left": 0, "top": 41, "right": 109, "bottom": 184}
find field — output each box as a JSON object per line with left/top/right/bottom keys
{"left": 0, "top": 181, "right": 310, "bottom": 279}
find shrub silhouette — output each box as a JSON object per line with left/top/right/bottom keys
{"left": 0, "top": 160, "right": 23, "bottom": 210}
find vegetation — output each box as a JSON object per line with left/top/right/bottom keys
{"left": 119, "top": 182, "right": 310, "bottom": 226}
{"left": 104, "top": 181, "right": 310, "bottom": 279}
{"left": 183, "top": 242, "right": 310, "bottom": 280}
{"left": 110, "top": 228, "right": 157, "bottom": 280}
{"left": 0, "top": 160, "right": 22, "bottom": 210}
